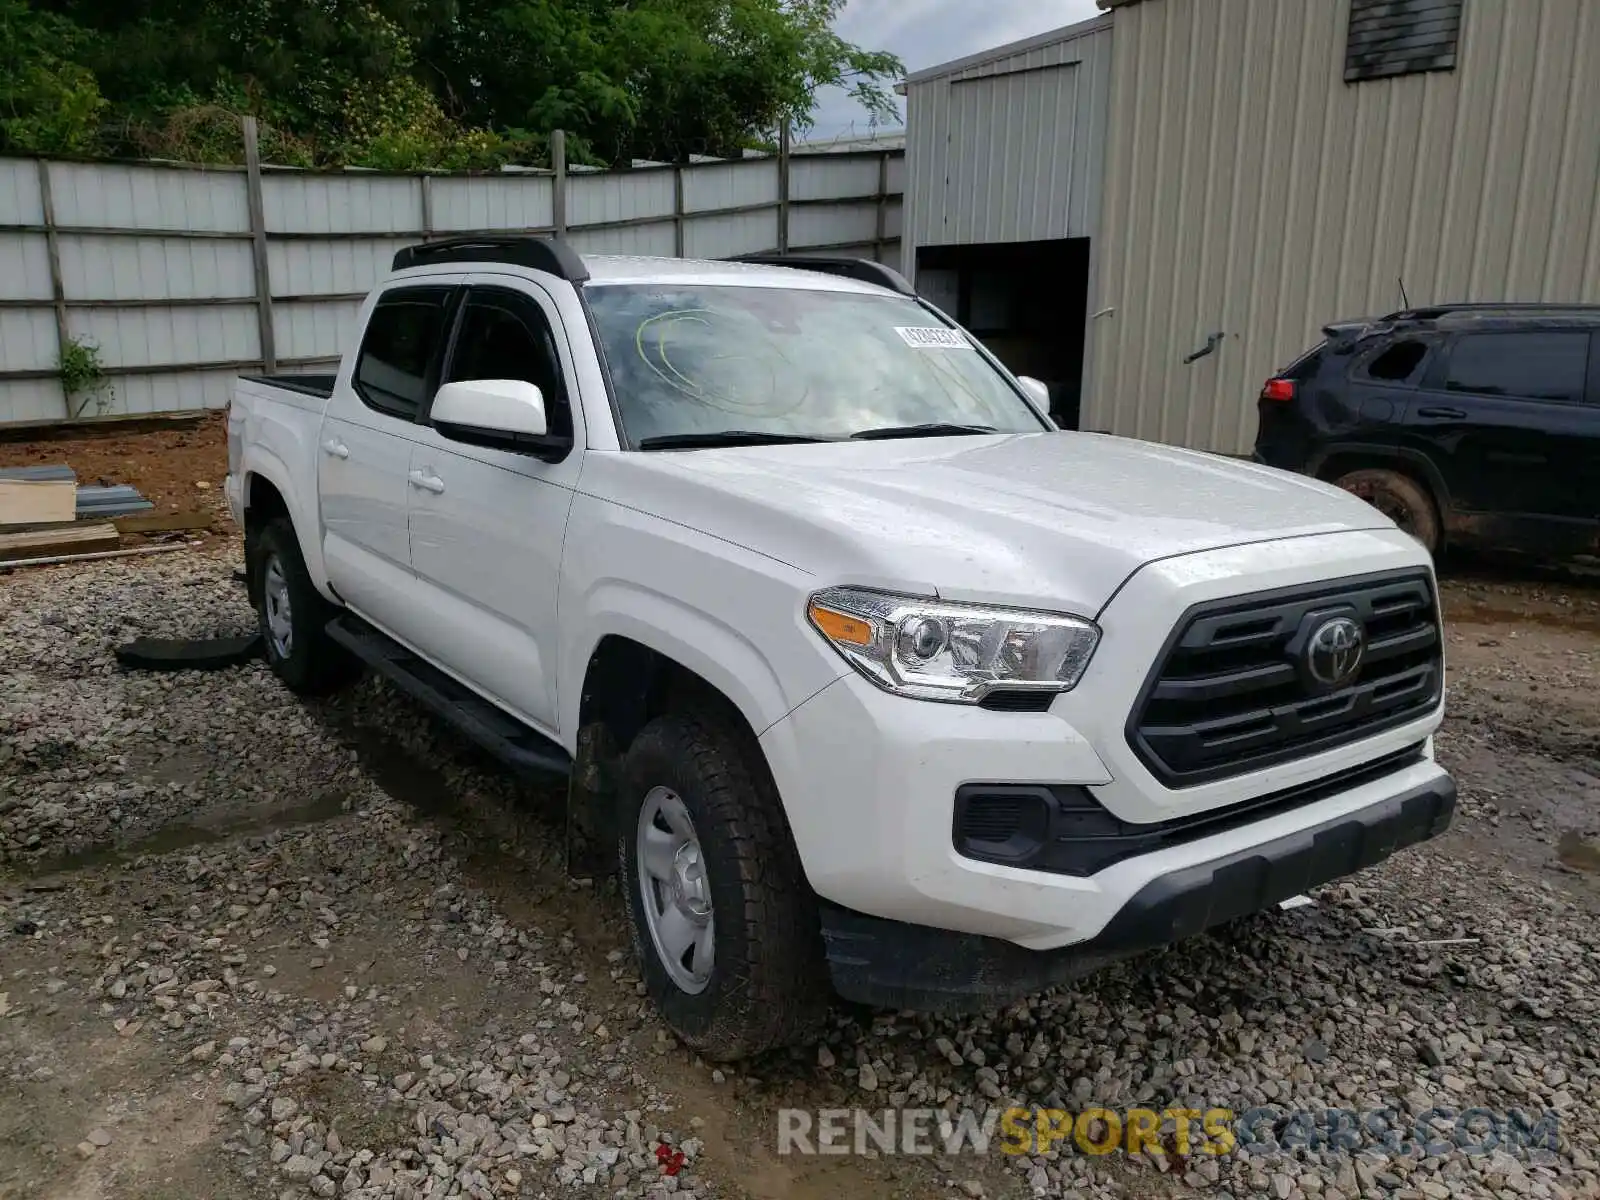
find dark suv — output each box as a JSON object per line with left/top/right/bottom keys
{"left": 1253, "top": 304, "right": 1600, "bottom": 561}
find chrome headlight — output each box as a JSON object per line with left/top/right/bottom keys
{"left": 807, "top": 587, "right": 1100, "bottom": 704}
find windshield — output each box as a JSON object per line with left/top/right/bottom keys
{"left": 584, "top": 283, "right": 1049, "bottom": 446}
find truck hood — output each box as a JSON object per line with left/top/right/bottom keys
{"left": 586, "top": 432, "right": 1395, "bottom": 615}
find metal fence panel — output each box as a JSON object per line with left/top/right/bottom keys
{"left": 790, "top": 154, "right": 879, "bottom": 202}
{"left": 0, "top": 309, "right": 58, "bottom": 372}
{"left": 71, "top": 305, "right": 258, "bottom": 369}
{"left": 569, "top": 169, "right": 675, "bottom": 226}
{"left": 790, "top": 202, "right": 878, "bottom": 249}
{"left": 263, "top": 172, "right": 422, "bottom": 234}
{"left": 0, "top": 144, "right": 902, "bottom": 425}
{"left": 0, "top": 233, "right": 52, "bottom": 300}
{"left": 274, "top": 299, "right": 364, "bottom": 364}
{"left": 0, "top": 160, "right": 43, "bottom": 225}
{"left": 683, "top": 209, "right": 776, "bottom": 259}
{"left": 431, "top": 176, "right": 555, "bottom": 232}
{"left": 0, "top": 380, "right": 62, "bottom": 422}
{"left": 566, "top": 223, "right": 677, "bottom": 257}
{"left": 113, "top": 367, "right": 242, "bottom": 416}
{"left": 269, "top": 238, "right": 413, "bottom": 297}
{"left": 49, "top": 162, "right": 249, "bottom": 232}
{"left": 682, "top": 159, "right": 777, "bottom": 213}
{"left": 58, "top": 235, "right": 256, "bottom": 301}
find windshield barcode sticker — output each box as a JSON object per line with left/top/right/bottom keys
{"left": 895, "top": 326, "right": 972, "bottom": 349}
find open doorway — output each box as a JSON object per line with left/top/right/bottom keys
{"left": 913, "top": 239, "right": 1091, "bottom": 430}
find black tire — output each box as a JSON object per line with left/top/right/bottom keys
{"left": 1333, "top": 467, "right": 1442, "bottom": 557}
{"left": 618, "top": 711, "right": 828, "bottom": 1060}
{"left": 247, "top": 516, "right": 358, "bottom": 695}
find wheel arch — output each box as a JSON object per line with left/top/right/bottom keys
{"left": 239, "top": 451, "right": 331, "bottom": 597}
{"left": 1308, "top": 442, "right": 1452, "bottom": 514}
{"left": 564, "top": 621, "right": 788, "bottom": 881}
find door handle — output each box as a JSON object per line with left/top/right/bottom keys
{"left": 1183, "top": 332, "right": 1225, "bottom": 365}
{"left": 407, "top": 469, "right": 445, "bottom": 495}
{"left": 321, "top": 439, "right": 350, "bottom": 459}
{"left": 1416, "top": 406, "right": 1467, "bottom": 419}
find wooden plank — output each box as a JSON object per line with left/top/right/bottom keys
{"left": 242, "top": 116, "right": 277, "bottom": 373}
{"left": 113, "top": 510, "right": 213, "bottom": 535}
{"left": 0, "top": 480, "right": 76, "bottom": 526}
{"left": 0, "top": 522, "right": 119, "bottom": 560}
{"left": 673, "top": 165, "right": 685, "bottom": 258}
{"left": 552, "top": 129, "right": 568, "bottom": 237}
{"left": 777, "top": 121, "right": 791, "bottom": 254}
{"left": 0, "top": 544, "right": 182, "bottom": 571}
{"left": 35, "top": 160, "right": 70, "bottom": 421}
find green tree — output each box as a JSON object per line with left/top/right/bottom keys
{"left": 0, "top": 0, "right": 107, "bottom": 154}
{"left": 8, "top": 0, "right": 900, "bottom": 167}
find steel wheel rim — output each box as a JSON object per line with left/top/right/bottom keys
{"left": 636, "top": 786, "right": 715, "bottom": 995}
{"left": 1342, "top": 482, "right": 1416, "bottom": 537}
{"left": 262, "top": 556, "right": 293, "bottom": 659}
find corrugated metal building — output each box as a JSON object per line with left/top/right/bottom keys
{"left": 904, "top": 0, "right": 1600, "bottom": 455}
{"left": 900, "top": 16, "right": 1114, "bottom": 429}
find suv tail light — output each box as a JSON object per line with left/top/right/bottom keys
{"left": 1260, "top": 378, "right": 1296, "bottom": 402}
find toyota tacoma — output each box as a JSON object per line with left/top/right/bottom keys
{"left": 226, "top": 237, "right": 1454, "bottom": 1059}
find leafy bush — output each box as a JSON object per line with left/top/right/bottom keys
{"left": 0, "top": 0, "right": 902, "bottom": 169}
{"left": 58, "top": 335, "right": 113, "bottom": 418}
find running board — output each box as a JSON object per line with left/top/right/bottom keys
{"left": 325, "top": 615, "right": 572, "bottom": 778}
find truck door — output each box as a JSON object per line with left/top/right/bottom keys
{"left": 405, "top": 279, "right": 582, "bottom": 735}
{"left": 319, "top": 285, "right": 455, "bottom": 638}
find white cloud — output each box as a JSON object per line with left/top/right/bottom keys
{"left": 809, "top": 0, "right": 1104, "bottom": 138}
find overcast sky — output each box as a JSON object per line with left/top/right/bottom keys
{"left": 808, "top": 0, "right": 1104, "bottom": 140}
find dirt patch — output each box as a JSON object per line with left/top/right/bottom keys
{"left": 0, "top": 413, "right": 232, "bottom": 544}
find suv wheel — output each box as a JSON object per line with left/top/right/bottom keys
{"left": 248, "top": 517, "right": 358, "bottom": 694}
{"left": 1333, "top": 467, "right": 1441, "bottom": 557}
{"left": 618, "top": 711, "right": 828, "bottom": 1059}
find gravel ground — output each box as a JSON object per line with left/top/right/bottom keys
{"left": 2, "top": 548, "right": 1598, "bottom": 1200}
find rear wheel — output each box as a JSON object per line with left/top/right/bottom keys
{"left": 1333, "top": 467, "right": 1441, "bottom": 557}
{"left": 618, "top": 711, "right": 828, "bottom": 1059}
{"left": 247, "top": 517, "right": 358, "bottom": 694}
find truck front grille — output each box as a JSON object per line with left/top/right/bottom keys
{"left": 1128, "top": 570, "right": 1442, "bottom": 787}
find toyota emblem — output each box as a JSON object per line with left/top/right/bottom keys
{"left": 1306, "top": 616, "right": 1365, "bottom": 687}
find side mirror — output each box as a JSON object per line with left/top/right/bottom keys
{"left": 431, "top": 378, "right": 570, "bottom": 459}
{"left": 1017, "top": 376, "right": 1051, "bottom": 409}
{"left": 432, "top": 378, "right": 547, "bottom": 438}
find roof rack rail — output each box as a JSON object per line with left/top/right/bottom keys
{"left": 392, "top": 236, "right": 589, "bottom": 282}
{"left": 1380, "top": 301, "right": 1600, "bottom": 321}
{"left": 730, "top": 254, "right": 914, "bottom": 296}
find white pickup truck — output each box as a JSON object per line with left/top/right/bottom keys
{"left": 227, "top": 237, "right": 1455, "bottom": 1058}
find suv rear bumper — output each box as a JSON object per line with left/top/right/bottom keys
{"left": 817, "top": 771, "right": 1455, "bottom": 1011}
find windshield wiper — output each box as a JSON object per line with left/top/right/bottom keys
{"left": 848, "top": 422, "right": 999, "bottom": 441}
{"left": 636, "top": 430, "right": 835, "bottom": 451}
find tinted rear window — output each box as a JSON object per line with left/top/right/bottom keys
{"left": 354, "top": 289, "right": 452, "bottom": 420}
{"left": 1280, "top": 343, "right": 1325, "bottom": 381}
{"left": 1362, "top": 338, "right": 1428, "bottom": 382}
{"left": 1445, "top": 332, "right": 1589, "bottom": 403}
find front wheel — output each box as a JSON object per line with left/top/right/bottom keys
{"left": 618, "top": 712, "right": 828, "bottom": 1060}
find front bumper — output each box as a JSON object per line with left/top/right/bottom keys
{"left": 819, "top": 770, "right": 1455, "bottom": 1012}
{"left": 758, "top": 528, "right": 1448, "bottom": 991}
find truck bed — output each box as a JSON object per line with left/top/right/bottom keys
{"left": 239, "top": 373, "right": 337, "bottom": 400}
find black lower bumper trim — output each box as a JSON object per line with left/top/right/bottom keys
{"left": 820, "top": 770, "right": 1455, "bottom": 1013}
